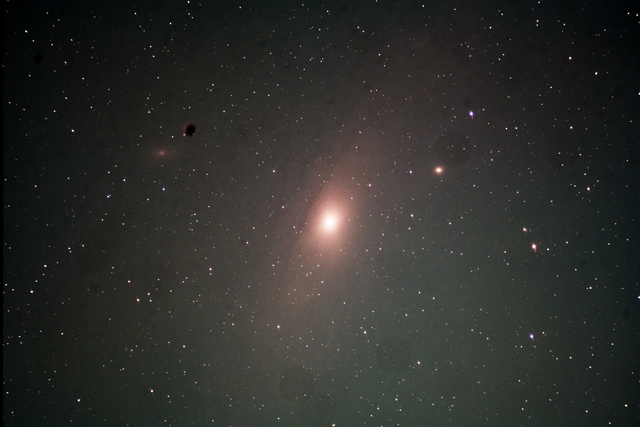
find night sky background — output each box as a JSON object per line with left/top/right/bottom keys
{"left": 3, "top": 1, "right": 640, "bottom": 426}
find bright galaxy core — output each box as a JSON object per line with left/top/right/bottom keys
{"left": 322, "top": 211, "right": 339, "bottom": 233}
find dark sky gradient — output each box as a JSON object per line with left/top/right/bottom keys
{"left": 3, "top": 1, "right": 640, "bottom": 425}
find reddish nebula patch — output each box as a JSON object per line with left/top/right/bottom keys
{"left": 184, "top": 123, "right": 196, "bottom": 136}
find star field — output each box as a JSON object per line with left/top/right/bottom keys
{"left": 3, "top": 0, "right": 640, "bottom": 426}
